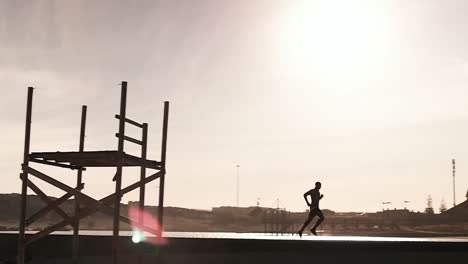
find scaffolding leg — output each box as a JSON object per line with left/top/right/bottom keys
{"left": 113, "top": 81, "right": 127, "bottom": 264}
{"left": 138, "top": 123, "right": 147, "bottom": 264}
{"left": 73, "top": 105, "right": 87, "bottom": 263}
{"left": 112, "top": 167, "right": 123, "bottom": 264}
{"left": 18, "top": 173, "right": 28, "bottom": 264}
{"left": 18, "top": 87, "right": 34, "bottom": 264}
{"left": 157, "top": 102, "right": 169, "bottom": 238}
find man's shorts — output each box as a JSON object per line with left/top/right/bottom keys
{"left": 309, "top": 207, "right": 324, "bottom": 218}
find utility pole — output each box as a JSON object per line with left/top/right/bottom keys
{"left": 236, "top": 165, "right": 240, "bottom": 207}
{"left": 452, "top": 159, "right": 456, "bottom": 207}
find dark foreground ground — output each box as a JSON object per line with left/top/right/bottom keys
{"left": 1, "top": 234, "right": 468, "bottom": 264}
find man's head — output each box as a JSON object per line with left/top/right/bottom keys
{"left": 315, "top": 181, "right": 322, "bottom": 190}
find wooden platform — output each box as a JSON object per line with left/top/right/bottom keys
{"left": 17, "top": 83, "right": 170, "bottom": 264}
{"left": 30, "top": 151, "right": 162, "bottom": 170}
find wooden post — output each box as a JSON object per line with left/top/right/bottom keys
{"left": 158, "top": 102, "right": 169, "bottom": 238}
{"left": 138, "top": 123, "right": 147, "bottom": 264}
{"left": 18, "top": 87, "right": 33, "bottom": 264}
{"left": 113, "top": 81, "right": 127, "bottom": 264}
{"left": 73, "top": 105, "right": 87, "bottom": 263}
{"left": 139, "top": 123, "right": 148, "bottom": 214}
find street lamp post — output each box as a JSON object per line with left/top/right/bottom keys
{"left": 236, "top": 165, "right": 240, "bottom": 207}
{"left": 452, "top": 159, "right": 456, "bottom": 207}
{"left": 404, "top": 200, "right": 410, "bottom": 210}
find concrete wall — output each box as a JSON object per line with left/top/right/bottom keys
{"left": 1, "top": 234, "right": 467, "bottom": 264}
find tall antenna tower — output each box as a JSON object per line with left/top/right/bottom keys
{"left": 452, "top": 159, "right": 456, "bottom": 207}
{"left": 236, "top": 165, "right": 240, "bottom": 207}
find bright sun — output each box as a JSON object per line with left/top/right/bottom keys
{"left": 276, "top": 0, "right": 394, "bottom": 128}
{"left": 278, "top": 0, "right": 392, "bottom": 84}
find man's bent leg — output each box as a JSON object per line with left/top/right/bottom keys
{"left": 298, "top": 213, "right": 315, "bottom": 237}
{"left": 311, "top": 211, "right": 325, "bottom": 236}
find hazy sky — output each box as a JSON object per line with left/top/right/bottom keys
{"left": 1, "top": 0, "right": 468, "bottom": 213}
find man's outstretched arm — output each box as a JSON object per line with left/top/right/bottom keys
{"left": 303, "top": 191, "right": 312, "bottom": 206}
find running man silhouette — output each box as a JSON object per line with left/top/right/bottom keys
{"left": 298, "top": 182, "right": 325, "bottom": 237}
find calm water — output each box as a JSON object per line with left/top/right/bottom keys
{"left": 2, "top": 230, "right": 468, "bottom": 242}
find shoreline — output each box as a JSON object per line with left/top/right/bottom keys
{"left": 2, "top": 229, "right": 467, "bottom": 239}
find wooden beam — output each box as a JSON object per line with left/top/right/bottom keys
{"left": 158, "top": 101, "right": 169, "bottom": 237}
{"left": 115, "top": 133, "right": 143, "bottom": 145}
{"left": 121, "top": 155, "right": 162, "bottom": 170}
{"left": 18, "top": 87, "right": 33, "bottom": 264}
{"left": 115, "top": 114, "right": 144, "bottom": 128}
{"left": 30, "top": 151, "right": 161, "bottom": 169}
{"left": 30, "top": 151, "right": 120, "bottom": 160}
{"left": 139, "top": 123, "right": 148, "bottom": 222}
{"left": 137, "top": 123, "right": 148, "bottom": 264}
{"left": 25, "top": 183, "right": 84, "bottom": 226}
{"left": 26, "top": 170, "right": 163, "bottom": 245}
{"left": 73, "top": 105, "right": 87, "bottom": 264}
{"left": 24, "top": 177, "right": 75, "bottom": 228}
{"left": 113, "top": 81, "right": 127, "bottom": 264}
{"left": 24, "top": 166, "right": 111, "bottom": 211}
{"left": 30, "top": 158, "right": 85, "bottom": 170}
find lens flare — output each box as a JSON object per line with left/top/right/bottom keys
{"left": 129, "top": 206, "right": 168, "bottom": 245}
{"left": 132, "top": 230, "right": 145, "bottom": 243}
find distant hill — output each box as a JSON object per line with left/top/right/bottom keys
{"left": 2, "top": 193, "right": 466, "bottom": 236}
{"left": 0, "top": 193, "right": 287, "bottom": 232}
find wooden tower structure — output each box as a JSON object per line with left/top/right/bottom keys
{"left": 17, "top": 81, "right": 169, "bottom": 263}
